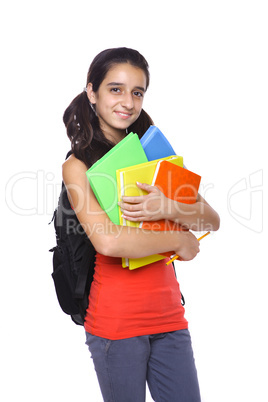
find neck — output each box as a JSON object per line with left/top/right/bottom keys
{"left": 103, "top": 128, "right": 127, "bottom": 145}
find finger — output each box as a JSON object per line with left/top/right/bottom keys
{"left": 136, "top": 182, "right": 158, "bottom": 193}
{"left": 118, "top": 201, "right": 143, "bottom": 213}
{"left": 122, "top": 212, "right": 154, "bottom": 222}
{"left": 121, "top": 209, "right": 143, "bottom": 218}
{"left": 119, "top": 196, "right": 147, "bottom": 204}
{"left": 122, "top": 214, "right": 144, "bottom": 222}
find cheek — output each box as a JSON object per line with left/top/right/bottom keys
{"left": 95, "top": 98, "right": 111, "bottom": 115}
{"left": 134, "top": 98, "right": 144, "bottom": 112}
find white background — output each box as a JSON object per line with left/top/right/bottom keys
{"left": 1, "top": 1, "right": 267, "bottom": 401}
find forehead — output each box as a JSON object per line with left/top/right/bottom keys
{"left": 102, "top": 63, "right": 147, "bottom": 88}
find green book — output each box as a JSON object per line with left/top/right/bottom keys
{"left": 86, "top": 133, "right": 148, "bottom": 224}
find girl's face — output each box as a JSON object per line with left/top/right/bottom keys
{"left": 87, "top": 63, "right": 147, "bottom": 141}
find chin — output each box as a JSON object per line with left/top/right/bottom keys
{"left": 115, "top": 122, "right": 133, "bottom": 132}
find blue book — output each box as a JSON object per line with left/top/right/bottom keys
{"left": 140, "top": 126, "right": 176, "bottom": 161}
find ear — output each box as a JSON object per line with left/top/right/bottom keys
{"left": 86, "top": 83, "right": 96, "bottom": 104}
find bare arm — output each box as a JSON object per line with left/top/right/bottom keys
{"left": 118, "top": 182, "right": 220, "bottom": 232}
{"left": 62, "top": 155, "right": 200, "bottom": 261}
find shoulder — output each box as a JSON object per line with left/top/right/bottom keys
{"left": 62, "top": 154, "right": 89, "bottom": 186}
{"left": 63, "top": 154, "right": 87, "bottom": 175}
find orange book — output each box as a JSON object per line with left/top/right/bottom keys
{"left": 140, "top": 161, "right": 201, "bottom": 233}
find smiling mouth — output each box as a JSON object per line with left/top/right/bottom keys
{"left": 115, "top": 111, "right": 132, "bottom": 119}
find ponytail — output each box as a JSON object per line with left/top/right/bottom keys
{"left": 63, "top": 91, "right": 113, "bottom": 167}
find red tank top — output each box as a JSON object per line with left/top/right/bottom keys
{"left": 84, "top": 253, "right": 188, "bottom": 340}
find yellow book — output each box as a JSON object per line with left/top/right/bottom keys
{"left": 116, "top": 155, "right": 183, "bottom": 269}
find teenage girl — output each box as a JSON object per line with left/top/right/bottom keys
{"left": 62, "top": 47, "right": 220, "bottom": 402}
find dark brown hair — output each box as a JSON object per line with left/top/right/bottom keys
{"left": 63, "top": 47, "right": 154, "bottom": 167}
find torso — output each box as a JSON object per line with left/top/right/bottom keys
{"left": 84, "top": 253, "right": 188, "bottom": 340}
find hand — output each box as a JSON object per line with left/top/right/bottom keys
{"left": 175, "top": 231, "right": 200, "bottom": 261}
{"left": 118, "top": 182, "right": 170, "bottom": 222}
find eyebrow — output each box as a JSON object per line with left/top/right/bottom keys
{"left": 107, "top": 82, "right": 146, "bottom": 92}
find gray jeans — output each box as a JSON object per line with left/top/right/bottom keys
{"left": 85, "top": 329, "right": 201, "bottom": 402}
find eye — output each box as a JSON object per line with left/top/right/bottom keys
{"left": 133, "top": 91, "right": 143, "bottom": 98}
{"left": 111, "top": 87, "right": 121, "bottom": 94}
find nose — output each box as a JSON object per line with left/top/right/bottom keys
{"left": 121, "top": 92, "right": 134, "bottom": 109}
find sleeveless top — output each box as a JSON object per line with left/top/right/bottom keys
{"left": 84, "top": 253, "right": 188, "bottom": 340}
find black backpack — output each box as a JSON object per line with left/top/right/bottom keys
{"left": 49, "top": 163, "right": 96, "bottom": 325}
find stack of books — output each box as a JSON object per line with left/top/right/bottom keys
{"left": 86, "top": 126, "right": 201, "bottom": 269}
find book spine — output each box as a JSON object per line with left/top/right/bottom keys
{"left": 151, "top": 160, "right": 163, "bottom": 185}
{"left": 140, "top": 126, "right": 157, "bottom": 147}
{"left": 119, "top": 171, "right": 126, "bottom": 226}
